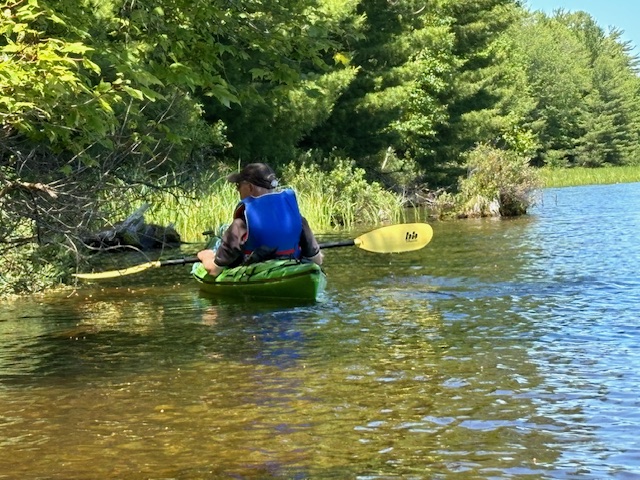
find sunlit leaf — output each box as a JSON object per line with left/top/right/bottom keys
{"left": 97, "top": 97, "right": 114, "bottom": 114}
{"left": 82, "top": 58, "right": 101, "bottom": 75}
{"left": 123, "top": 85, "right": 145, "bottom": 101}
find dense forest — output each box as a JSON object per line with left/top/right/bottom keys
{"left": 2, "top": 0, "right": 639, "bottom": 295}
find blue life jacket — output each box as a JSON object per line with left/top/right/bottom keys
{"left": 234, "top": 189, "right": 303, "bottom": 259}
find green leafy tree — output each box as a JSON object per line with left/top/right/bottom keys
{"left": 512, "top": 9, "right": 640, "bottom": 167}
{"left": 0, "top": 0, "right": 119, "bottom": 155}
{"left": 198, "top": 0, "right": 362, "bottom": 164}
{"left": 305, "top": 0, "right": 525, "bottom": 188}
{"left": 303, "top": 0, "right": 457, "bottom": 183}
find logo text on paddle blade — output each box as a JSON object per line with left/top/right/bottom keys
{"left": 405, "top": 231, "right": 418, "bottom": 242}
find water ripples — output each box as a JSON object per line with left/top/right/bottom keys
{"left": 2, "top": 183, "right": 640, "bottom": 478}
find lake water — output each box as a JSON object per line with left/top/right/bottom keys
{"left": 1, "top": 183, "right": 639, "bottom": 479}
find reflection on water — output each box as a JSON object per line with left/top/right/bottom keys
{"left": 1, "top": 183, "right": 640, "bottom": 478}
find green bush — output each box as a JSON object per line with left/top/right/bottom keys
{"left": 0, "top": 243, "right": 72, "bottom": 297}
{"left": 282, "top": 156, "right": 405, "bottom": 230}
{"left": 454, "top": 144, "right": 541, "bottom": 217}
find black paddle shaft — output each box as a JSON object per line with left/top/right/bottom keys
{"left": 160, "top": 256, "right": 200, "bottom": 267}
{"left": 318, "top": 240, "right": 356, "bottom": 249}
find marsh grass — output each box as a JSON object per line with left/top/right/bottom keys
{"left": 540, "top": 165, "right": 640, "bottom": 188}
{"left": 145, "top": 161, "right": 405, "bottom": 243}
{"left": 143, "top": 180, "right": 237, "bottom": 243}
{"left": 282, "top": 161, "right": 405, "bottom": 229}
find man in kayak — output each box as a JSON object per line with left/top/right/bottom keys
{"left": 196, "top": 163, "right": 323, "bottom": 277}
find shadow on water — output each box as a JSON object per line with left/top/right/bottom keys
{"left": 0, "top": 285, "right": 320, "bottom": 380}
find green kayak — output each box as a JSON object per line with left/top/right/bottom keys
{"left": 191, "top": 259, "right": 326, "bottom": 301}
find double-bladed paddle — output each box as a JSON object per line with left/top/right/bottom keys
{"left": 73, "top": 222, "right": 433, "bottom": 280}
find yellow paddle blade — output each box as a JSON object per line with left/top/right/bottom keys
{"left": 354, "top": 223, "right": 433, "bottom": 253}
{"left": 73, "top": 261, "right": 162, "bottom": 280}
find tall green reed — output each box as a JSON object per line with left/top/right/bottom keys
{"left": 145, "top": 180, "right": 237, "bottom": 243}
{"left": 146, "top": 161, "right": 405, "bottom": 243}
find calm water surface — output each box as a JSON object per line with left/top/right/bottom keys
{"left": 1, "top": 183, "right": 639, "bottom": 479}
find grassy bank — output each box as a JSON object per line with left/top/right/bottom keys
{"left": 146, "top": 161, "right": 405, "bottom": 242}
{"left": 540, "top": 165, "right": 640, "bottom": 188}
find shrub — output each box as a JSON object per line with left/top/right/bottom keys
{"left": 455, "top": 144, "right": 542, "bottom": 217}
{"left": 282, "top": 156, "right": 405, "bottom": 230}
{"left": 0, "top": 243, "right": 72, "bottom": 297}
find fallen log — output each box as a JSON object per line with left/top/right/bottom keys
{"left": 82, "top": 204, "right": 181, "bottom": 251}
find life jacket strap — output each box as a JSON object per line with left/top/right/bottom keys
{"left": 243, "top": 247, "right": 297, "bottom": 256}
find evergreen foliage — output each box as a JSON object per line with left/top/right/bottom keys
{"left": 303, "top": 0, "right": 462, "bottom": 185}
{"left": 511, "top": 10, "right": 640, "bottom": 167}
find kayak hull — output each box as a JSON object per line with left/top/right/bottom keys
{"left": 191, "top": 259, "right": 326, "bottom": 301}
